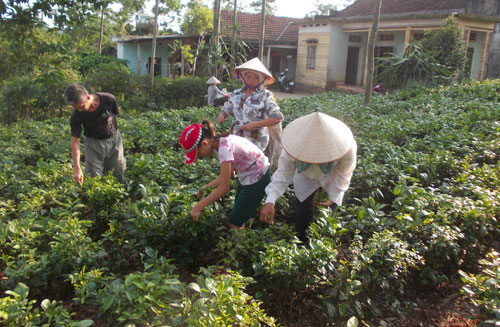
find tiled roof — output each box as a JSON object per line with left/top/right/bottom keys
{"left": 336, "top": 0, "right": 466, "bottom": 18}
{"left": 220, "top": 10, "right": 302, "bottom": 44}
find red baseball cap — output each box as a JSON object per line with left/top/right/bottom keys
{"left": 179, "top": 123, "right": 203, "bottom": 164}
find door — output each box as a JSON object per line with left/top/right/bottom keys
{"left": 374, "top": 46, "right": 393, "bottom": 81}
{"left": 345, "top": 47, "right": 360, "bottom": 85}
{"left": 148, "top": 57, "right": 162, "bottom": 76}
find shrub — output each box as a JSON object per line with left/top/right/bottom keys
{"left": 376, "top": 16, "right": 467, "bottom": 90}
{"left": 151, "top": 75, "right": 206, "bottom": 109}
{"left": 459, "top": 250, "right": 500, "bottom": 325}
{"left": 75, "top": 53, "right": 128, "bottom": 77}
{"left": 0, "top": 68, "right": 79, "bottom": 123}
{"left": 84, "top": 62, "right": 141, "bottom": 109}
{"left": 0, "top": 282, "right": 92, "bottom": 326}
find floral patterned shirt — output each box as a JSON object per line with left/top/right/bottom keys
{"left": 221, "top": 87, "right": 282, "bottom": 151}
{"left": 217, "top": 135, "right": 270, "bottom": 185}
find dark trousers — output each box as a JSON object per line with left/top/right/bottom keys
{"left": 295, "top": 190, "right": 338, "bottom": 244}
{"left": 295, "top": 192, "right": 317, "bottom": 244}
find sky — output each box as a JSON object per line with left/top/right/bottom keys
{"left": 139, "top": 0, "right": 353, "bottom": 31}
{"left": 266, "top": 0, "right": 351, "bottom": 18}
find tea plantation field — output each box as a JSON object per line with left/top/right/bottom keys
{"left": 1, "top": 80, "right": 499, "bottom": 326}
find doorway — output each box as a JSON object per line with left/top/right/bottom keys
{"left": 374, "top": 46, "right": 393, "bottom": 81}
{"left": 345, "top": 47, "right": 360, "bottom": 85}
{"left": 148, "top": 57, "right": 162, "bottom": 76}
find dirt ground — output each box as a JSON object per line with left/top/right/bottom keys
{"left": 272, "top": 90, "right": 317, "bottom": 100}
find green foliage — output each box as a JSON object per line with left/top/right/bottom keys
{"left": 376, "top": 16, "right": 467, "bottom": 90}
{"left": 84, "top": 61, "right": 141, "bottom": 107}
{"left": 150, "top": 75, "right": 207, "bottom": 109}
{"left": 71, "top": 254, "right": 278, "bottom": 326}
{"left": 376, "top": 43, "right": 452, "bottom": 90}
{"left": 0, "top": 79, "right": 499, "bottom": 326}
{"left": 460, "top": 250, "right": 500, "bottom": 324}
{"left": 420, "top": 16, "right": 467, "bottom": 77}
{"left": 203, "top": 34, "right": 252, "bottom": 79}
{"left": 0, "top": 282, "right": 93, "bottom": 326}
{"left": 181, "top": 0, "right": 213, "bottom": 35}
{"left": 76, "top": 53, "right": 128, "bottom": 77}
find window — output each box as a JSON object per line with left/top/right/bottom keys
{"left": 379, "top": 34, "right": 395, "bottom": 41}
{"left": 349, "top": 35, "right": 362, "bottom": 43}
{"left": 469, "top": 31, "right": 477, "bottom": 41}
{"left": 306, "top": 45, "right": 316, "bottom": 69}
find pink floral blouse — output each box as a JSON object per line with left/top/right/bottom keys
{"left": 217, "top": 135, "right": 270, "bottom": 185}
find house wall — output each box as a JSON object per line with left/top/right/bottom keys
{"left": 297, "top": 23, "right": 331, "bottom": 89}
{"left": 120, "top": 40, "right": 171, "bottom": 77}
{"left": 486, "top": 23, "right": 500, "bottom": 78}
{"left": 328, "top": 25, "right": 349, "bottom": 85}
{"left": 465, "top": 0, "right": 500, "bottom": 78}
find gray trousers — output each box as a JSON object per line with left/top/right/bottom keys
{"left": 84, "top": 131, "right": 126, "bottom": 180}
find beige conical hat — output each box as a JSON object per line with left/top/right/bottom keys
{"left": 231, "top": 57, "right": 275, "bottom": 85}
{"left": 206, "top": 76, "right": 220, "bottom": 84}
{"left": 281, "top": 112, "right": 354, "bottom": 163}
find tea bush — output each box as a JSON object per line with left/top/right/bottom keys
{"left": 0, "top": 79, "right": 499, "bottom": 325}
{"left": 0, "top": 283, "right": 92, "bottom": 326}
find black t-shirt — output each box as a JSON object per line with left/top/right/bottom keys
{"left": 70, "top": 92, "right": 120, "bottom": 140}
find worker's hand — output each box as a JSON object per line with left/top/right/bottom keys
{"left": 314, "top": 199, "right": 334, "bottom": 207}
{"left": 190, "top": 204, "right": 202, "bottom": 222}
{"left": 73, "top": 168, "right": 83, "bottom": 185}
{"left": 215, "top": 113, "right": 225, "bottom": 123}
{"left": 260, "top": 203, "right": 275, "bottom": 225}
{"left": 239, "top": 122, "right": 256, "bottom": 132}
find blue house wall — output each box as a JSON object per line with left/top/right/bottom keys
{"left": 118, "top": 40, "right": 172, "bottom": 77}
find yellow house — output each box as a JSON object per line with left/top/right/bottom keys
{"left": 296, "top": 0, "right": 500, "bottom": 91}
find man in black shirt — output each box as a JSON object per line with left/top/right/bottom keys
{"left": 64, "top": 84, "right": 126, "bottom": 184}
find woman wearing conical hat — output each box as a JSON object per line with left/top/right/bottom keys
{"left": 206, "top": 76, "right": 228, "bottom": 106}
{"left": 215, "top": 57, "right": 283, "bottom": 154}
{"left": 260, "top": 112, "right": 357, "bottom": 244}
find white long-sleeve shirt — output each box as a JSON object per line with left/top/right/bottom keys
{"left": 264, "top": 140, "right": 357, "bottom": 205}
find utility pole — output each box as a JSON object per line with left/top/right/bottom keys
{"left": 364, "top": 0, "right": 382, "bottom": 105}
{"left": 258, "top": 0, "right": 266, "bottom": 61}
{"left": 150, "top": 0, "right": 159, "bottom": 91}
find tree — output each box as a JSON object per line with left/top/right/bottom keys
{"left": 375, "top": 16, "right": 467, "bottom": 90}
{"left": 0, "top": 0, "right": 102, "bottom": 34}
{"left": 419, "top": 16, "right": 466, "bottom": 79}
{"left": 307, "top": 0, "right": 354, "bottom": 17}
{"left": 249, "top": 0, "right": 275, "bottom": 15}
{"left": 364, "top": 0, "right": 382, "bottom": 105}
{"left": 181, "top": 0, "right": 213, "bottom": 75}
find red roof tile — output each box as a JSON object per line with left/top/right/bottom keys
{"left": 220, "top": 10, "right": 302, "bottom": 44}
{"left": 337, "top": 0, "right": 466, "bottom": 18}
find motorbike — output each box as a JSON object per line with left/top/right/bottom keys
{"left": 276, "top": 68, "right": 295, "bottom": 93}
{"left": 372, "top": 84, "right": 385, "bottom": 94}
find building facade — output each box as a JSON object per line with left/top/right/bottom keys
{"left": 296, "top": 0, "right": 500, "bottom": 91}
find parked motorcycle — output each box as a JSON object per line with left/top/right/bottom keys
{"left": 277, "top": 69, "right": 295, "bottom": 93}
{"left": 372, "top": 84, "right": 385, "bottom": 94}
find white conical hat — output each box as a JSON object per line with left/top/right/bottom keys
{"left": 232, "top": 57, "right": 275, "bottom": 85}
{"left": 206, "top": 76, "right": 220, "bottom": 84}
{"left": 281, "top": 112, "right": 354, "bottom": 163}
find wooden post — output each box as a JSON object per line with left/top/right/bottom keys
{"left": 258, "top": 0, "right": 266, "bottom": 61}
{"left": 364, "top": 0, "right": 382, "bottom": 105}
{"left": 150, "top": 0, "right": 159, "bottom": 91}
{"left": 230, "top": 0, "right": 237, "bottom": 68}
